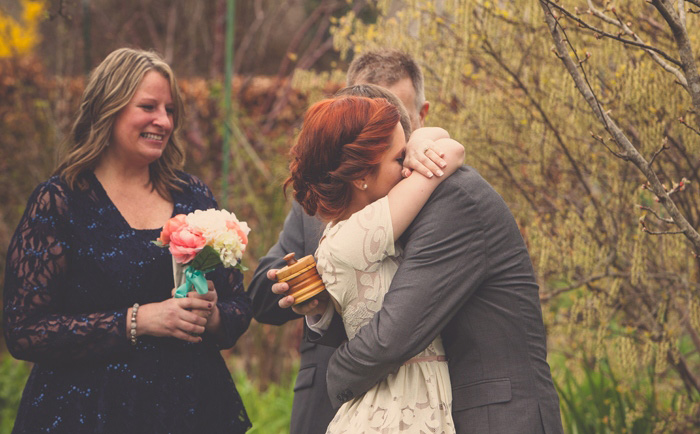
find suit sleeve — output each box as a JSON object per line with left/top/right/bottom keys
{"left": 325, "top": 171, "right": 490, "bottom": 405}
{"left": 247, "top": 202, "right": 306, "bottom": 325}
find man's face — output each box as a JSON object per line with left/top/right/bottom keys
{"left": 354, "top": 76, "right": 424, "bottom": 130}
{"left": 385, "top": 77, "right": 422, "bottom": 130}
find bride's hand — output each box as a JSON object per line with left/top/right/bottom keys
{"left": 292, "top": 291, "right": 330, "bottom": 317}
{"left": 403, "top": 127, "right": 450, "bottom": 178}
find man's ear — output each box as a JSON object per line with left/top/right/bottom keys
{"left": 419, "top": 101, "right": 430, "bottom": 127}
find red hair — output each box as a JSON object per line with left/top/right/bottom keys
{"left": 285, "top": 96, "right": 400, "bottom": 221}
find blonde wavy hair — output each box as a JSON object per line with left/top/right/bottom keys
{"left": 55, "top": 48, "right": 186, "bottom": 198}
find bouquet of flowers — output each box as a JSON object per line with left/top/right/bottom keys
{"left": 154, "top": 209, "right": 250, "bottom": 298}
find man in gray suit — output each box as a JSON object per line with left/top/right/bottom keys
{"left": 304, "top": 165, "right": 565, "bottom": 432}
{"left": 275, "top": 76, "right": 564, "bottom": 434}
{"left": 247, "top": 50, "right": 432, "bottom": 434}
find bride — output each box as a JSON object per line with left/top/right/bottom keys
{"left": 285, "top": 95, "right": 464, "bottom": 433}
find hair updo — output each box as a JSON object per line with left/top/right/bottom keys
{"left": 284, "top": 96, "right": 400, "bottom": 222}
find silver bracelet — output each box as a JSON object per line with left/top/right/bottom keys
{"left": 130, "top": 303, "right": 139, "bottom": 346}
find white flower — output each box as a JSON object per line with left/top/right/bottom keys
{"left": 186, "top": 209, "right": 228, "bottom": 241}
{"left": 211, "top": 230, "right": 245, "bottom": 267}
{"left": 183, "top": 208, "right": 249, "bottom": 268}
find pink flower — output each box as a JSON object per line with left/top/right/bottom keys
{"left": 169, "top": 226, "right": 206, "bottom": 264}
{"left": 158, "top": 214, "right": 187, "bottom": 245}
{"left": 226, "top": 220, "right": 249, "bottom": 246}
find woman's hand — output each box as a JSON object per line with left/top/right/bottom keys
{"left": 186, "top": 280, "right": 222, "bottom": 335}
{"left": 403, "top": 127, "right": 450, "bottom": 179}
{"left": 135, "top": 297, "right": 213, "bottom": 343}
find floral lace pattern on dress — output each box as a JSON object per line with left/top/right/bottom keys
{"left": 317, "top": 197, "right": 454, "bottom": 433}
{"left": 4, "top": 172, "right": 252, "bottom": 433}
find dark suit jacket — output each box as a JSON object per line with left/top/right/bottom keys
{"left": 319, "top": 166, "right": 564, "bottom": 433}
{"left": 248, "top": 201, "right": 336, "bottom": 434}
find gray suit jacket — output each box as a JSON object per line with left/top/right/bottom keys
{"left": 319, "top": 166, "right": 563, "bottom": 433}
{"left": 248, "top": 201, "right": 336, "bottom": 434}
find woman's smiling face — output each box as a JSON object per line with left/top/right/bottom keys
{"left": 110, "top": 70, "right": 174, "bottom": 166}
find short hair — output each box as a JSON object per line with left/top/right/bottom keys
{"left": 334, "top": 83, "right": 411, "bottom": 140}
{"left": 55, "top": 48, "right": 186, "bottom": 198}
{"left": 285, "top": 97, "right": 400, "bottom": 222}
{"left": 345, "top": 50, "right": 425, "bottom": 113}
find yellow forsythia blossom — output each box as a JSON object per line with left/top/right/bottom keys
{"left": 0, "top": 0, "right": 45, "bottom": 57}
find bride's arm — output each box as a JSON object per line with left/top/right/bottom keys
{"left": 388, "top": 137, "right": 464, "bottom": 239}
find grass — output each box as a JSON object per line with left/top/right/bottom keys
{"left": 0, "top": 356, "right": 30, "bottom": 434}
{"left": 234, "top": 367, "right": 295, "bottom": 434}
{"left": 553, "top": 355, "right": 675, "bottom": 434}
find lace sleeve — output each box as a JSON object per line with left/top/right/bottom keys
{"left": 208, "top": 267, "right": 252, "bottom": 349}
{"left": 325, "top": 196, "right": 395, "bottom": 271}
{"left": 3, "top": 181, "right": 129, "bottom": 364}
{"left": 182, "top": 172, "right": 218, "bottom": 205}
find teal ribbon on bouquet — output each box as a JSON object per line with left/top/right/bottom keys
{"left": 174, "top": 266, "right": 215, "bottom": 298}
{"left": 172, "top": 246, "right": 222, "bottom": 298}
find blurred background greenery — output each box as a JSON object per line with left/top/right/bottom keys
{"left": 1, "top": 0, "right": 699, "bottom": 432}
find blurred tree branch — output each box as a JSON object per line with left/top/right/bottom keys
{"left": 540, "top": 0, "right": 700, "bottom": 255}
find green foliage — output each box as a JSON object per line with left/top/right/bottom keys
{"left": 553, "top": 351, "right": 700, "bottom": 434}
{"left": 191, "top": 245, "right": 223, "bottom": 271}
{"left": 233, "top": 363, "right": 295, "bottom": 434}
{"left": 554, "top": 356, "right": 657, "bottom": 433}
{"left": 0, "top": 356, "right": 30, "bottom": 434}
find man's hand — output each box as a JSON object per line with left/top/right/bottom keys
{"left": 268, "top": 268, "right": 330, "bottom": 316}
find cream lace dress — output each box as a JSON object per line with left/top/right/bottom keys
{"left": 317, "top": 197, "right": 454, "bottom": 434}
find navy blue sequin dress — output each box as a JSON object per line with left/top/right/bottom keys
{"left": 4, "top": 171, "right": 252, "bottom": 433}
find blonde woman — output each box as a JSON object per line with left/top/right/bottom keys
{"left": 4, "top": 48, "right": 252, "bottom": 433}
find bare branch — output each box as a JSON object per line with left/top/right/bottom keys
{"left": 581, "top": 0, "right": 689, "bottom": 89}
{"left": 591, "top": 132, "right": 628, "bottom": 160}
{"left": 140, "top": 3, "right": 163, "bottom": 54}
{"left": 163, "top": 5, "right": 177, "bottom": 64}
{"left": 679, "top": 0, "right": 687, "bottom": 25}
{"left": 640, "top": 216, "right": 686, "bottom": 235}
{"left": 648, "top": 137, "right": 670, "bottom": 167}
{"left": 223, "top": 120, "right": 272, "bottom": 181}
{"left": 234, "top": 0, "right": 270, "bottom": 73}
{"left": 48, "top": 0, "right": 72, "bottom": 21}
{"left": 544, "top": 1, "right": 681, "bottom": 66}
{"left": 539, "top": 0, "right": 700, "bottom": 252}
{"left": 481, "top": 38, "right": 606, "bottom": 225}
{"left": 679, "top": 116, "right": 700, "bottom": 136}
{"left": 639, "top": 205, "right": 674, "bottom": 224}
{"left": 674, "top": 297, "right": 700, "bottom": 357}
{"left": 651, "top": 0, "right": 700, "bottom": 126}
{"left": 668, "top": 352, "right": 700, "bottom": 397}
{"left": 495, "top": 155, "right": 541, "bottom": 213}
{"left": 541, "top": 271, "right": 626, "bottom": 301}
